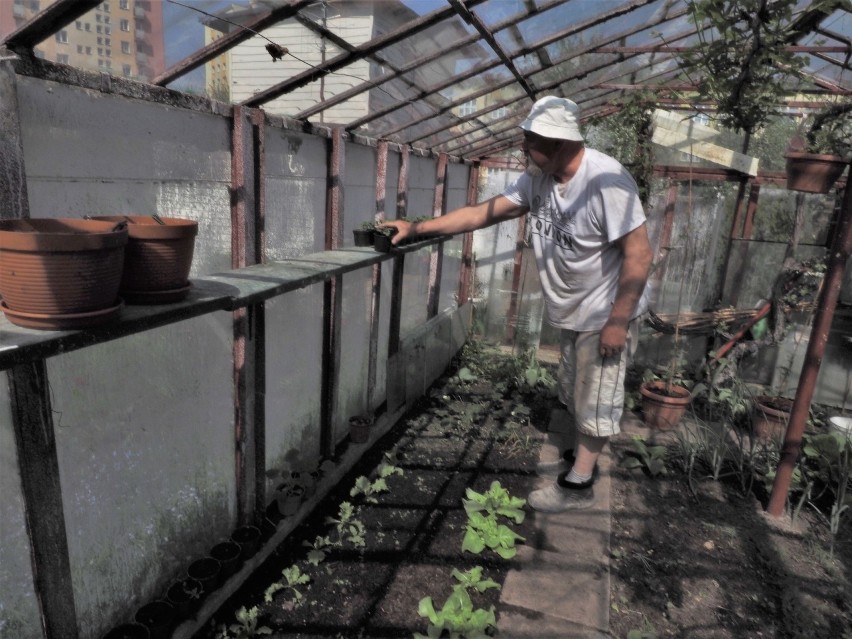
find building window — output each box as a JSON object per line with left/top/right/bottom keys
{"left": 103, "top": 2, "right": 110, "bottom": 11}
{"left": 458, "top": 100, "right": 476, "bottom": 117}
{"left": 76, "top": 20, "right": 82, "bottom": 29}
{"left": 96, "top": 13, "right": 101, "bottom": 22}
{"left": 120, "top": 19, "right": 129, "bottom": 31}
{"left": 105, "top": 38, "right": 111, "bottom": 46}
{"left": 105, "top": 26, "right": 111, "bottom": 35}
{"left": 98, "top": 48, "right": 103, "bottom": 56}
{"left": 55, "top": 30, "right": 68, "bottom": 43}
{"left": 77, "top": 45, "right": 83, "bottom": 53}
{"left": 491, "top": 106, "right": 508, "bottom": 119}
{"left": 97, "top": 37, "right": 102, "bottom": 44}
{"left": 97, "top": 25, "right": 102, "bottom": 34}
{"left": 122, "top": 63, "right": 131, "bottom": 77}
{"left": 121, "top": 41, "right": 130, "bottom": 54}
{"left": 85, "top": 46, "right": 92, "bottom": 55}
{"left": 30, "top": 1, "right": 40, "bottom": 10}
{"left": 104, "top": 16, "right": 110, "bottom": 24}
{"left": 57, "top": 54, "right": 69, "bottom": 64}
{"left": 119, "top": 0, "right": 128, "bottom": 9}
{"left": 85, "top": 23, "right": 90, "bottom": 31}
{"left": 105, "top": 49, "right": 111, "bottom": 57}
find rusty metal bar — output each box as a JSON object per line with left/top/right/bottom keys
{"left": 388, "top": 145, "right": 409, "bottom": 355}
{"left": 427, "top": 153, "right": 448, "bottom": 319}
{"left": 231, "top": 105, "right": 251, "bottom": 524}
{"left": 367, "top": 140, "right": 388, "bottom": 414}
{"left": 457, "top": 161, "right": 480, "bottom": 306}
{"left": 504, "top": 215, "right": 528, "bottom": 344}
{"left": 767, "top": 163, "right": 852, "bottom": 517}
{"left": 8, "top": 361, "right": 79, "bottom": 639}
{"left": 0, "top": 59, "right": 30, "bottom": 220}
{"left": 741, "top": 184, "right": 761, "bottom": 241}
{"left": 251, "top": 109, "right": 267, "bottom": 263}
{"left": 153, "top": 0, "right": 314, "bottom": 86}
{"left": 596, "top": 45, "right": 849, "bottom": 54}
{"left": 321, "top": 128, "right": 345, "bottom": 457}
{"left": 241, "top": 0, "right": 487, "bottom": 107}
{"left": 447, "top": 0, "right": 537, "bottom": 99}
{"left": 1, "top": 0, "right": 101, "bottom": 50}
{"left": 650, "top": 183, "right": 680, "bottom": 290}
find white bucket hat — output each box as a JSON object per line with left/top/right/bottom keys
{"left": 519, "top": 96, "right": 584, "bottom": 142}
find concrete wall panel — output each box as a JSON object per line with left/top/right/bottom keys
{"left": 0, "top": 381, "right": 42, "bottom": 639}
{"left": 46, "top": 313, "right": 235, "bottom": 638}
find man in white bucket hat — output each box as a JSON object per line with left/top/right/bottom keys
{"left": 380, "top": 96, "right": 652, "bottom": 512}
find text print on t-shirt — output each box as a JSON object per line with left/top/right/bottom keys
{"left": 529, "top": 193, "right": 574, "bottom": 251}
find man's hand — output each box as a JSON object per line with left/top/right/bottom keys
{"left": 599, "top": 318, "right": 628, "bottom": 359}
{"left": 378, "top": 219, "right": 416, "bottom": 245}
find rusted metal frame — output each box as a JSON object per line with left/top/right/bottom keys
{"left": 241, "top": 0, "right": 488, "bottom": 108}
{"left": 249, "top": 108, "right": 267, "bottom": 518}
{"left": 388, "top": 146, "right": 410, "bottom": 358}
{"left": 293, "top": 0, "right": 569, "bottom": 121}
{"left": 153, "top": 0, "right": 314, "bottom": 86}
{"left": 809, "top": 51, "right": 852, "bottom": 74}
{"left": 367, "top": 140, "right": 389, "bottom": 414}
{"left": 321, "top": 128, "right": 345, "bottom": 458}
{"left": 457, "top": 161, "right": 480, "bottom": 306}
{"left": 358, "top": 0, "right": 662, "bottom": 139}
{"left": 767, "top": 163, "right": 852, "bottom": 518}
{"left": 1, "top": 0, "right": 101, "bottom": 50}
{"left": 447, "top": 0, "right": 537, "bottom": 99}
{"left": 427, "top": 153, "right": 449, "bottom": 319}
{"left": 0, "top": 59, "right": 30, "bottom": 219}
{"left": 504, "top": 215, "right": 528, "bottom": 344}
{"left": 596, "top": 45, "right": 850, "bottom": 54}
{"left": 650, "top": 183, "right": 680, "bottom": 290}
{"left": 424, "top": 24, "right": 695, "bottom": 153}
{"left": 713, "top": 173, "right": 753, "bottom": 307}
{"left": 740, "top": 184, "right": 762, "bottom": 241}
{"left": 8, "top": 361, "right": 79, "bottom": 639}
{"left": 231, "top": 106, "right": 264, "bottom": 524}
{"left": 816, "top": 26, "right": 851, "bottom": 48}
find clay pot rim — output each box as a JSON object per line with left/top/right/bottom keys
{"left": 90, "top": 216, "right": 199, "bottom": 241}
{"left": 210, "top": 540, "right": 242, "bottom": 561}
{"left": 783, "top": 150, "right": 848, "bottom": 163}
{"left": 0, "top": 218, "right": 128, "bottom": 251}
{"left": 639, "top": 380, "right": 692, "bottom": 405}
{"left": 752, "top": 395, "right": 793, "bottom": 418}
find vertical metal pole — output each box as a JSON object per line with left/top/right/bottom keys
{"left": 650, "top": 183, "right": 678, "bottom": 288}
{"left": 504, "top": 215, "right": 528, "bottom": 345}
{"left": 321, "top": 128, "right": 345, "bottom": 457}
{"left": 457, "top": 161, "right": 479, "bottom": 305}
{"left": 389, "top": 145, "right": 410, "bottom": 357}
{"left": 8, "top": 361, "right": 79, "bottom": 639}
{"left": 231, "top": 105, "right": 251, "bottom": 524}
{"left": 367, "top": 141, "right": 388, "bottom": 414}
{"left": 767, "top": 164, "right": 852, "bottom": 517}
{"left": 0, "top": 57, "right": 29, "bottom": 220}
{"left": 427, "top": 153, "right": 448, "bottom": 319}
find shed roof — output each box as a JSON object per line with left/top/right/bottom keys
{"left": 2, "top": 0, "right": 849, "bottom": 160}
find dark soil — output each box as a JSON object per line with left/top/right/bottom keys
{"left": 194, "top": 343, "right": 852, "bottom": 639}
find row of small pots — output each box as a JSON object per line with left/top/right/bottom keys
{"left": 353, "top": 227, "right": 396, "bottom": 253}
{"left": 101, "top": 524, "right": 261, "bottom": 639}
{"left": 0, "top": 216, "right": 198, "bottom": 331}
{"left": 640, "top": 380, "right": 795, "bottom": 441}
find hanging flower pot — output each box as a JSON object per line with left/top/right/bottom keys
{"left": 751, "top": 395, "right": 792, "bottom": 441}
{"left": 639, "top": 380, "right": 691, "bottom": 431}
{"left": 91, "top": 215, "right": 197, "bottom": 304}
{"left": 0, "top": 218, "right": 127, "bottom": 329}
{"left": 784, "top": 151, "right": 847, "bottom": 194}
{"left": 133, "top": 600, "right": 175, "bottom": 639}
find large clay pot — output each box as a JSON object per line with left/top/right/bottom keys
{"left": 639, "top": 380, "right": 691, "bottom": 431}
{"left": 133, "top": 600, "right": 175, "bottom": 639}
{"left": 91, "top": 215, "right": 198, "bottom": 304}
{"left": 0, "top": 218, "right": 127, "bottom": 329}
{"left": 784, "top": 151, "right": 847, "bottom": 194}
{"left": 752, "top": 395, "right": 792, "bottom": 441}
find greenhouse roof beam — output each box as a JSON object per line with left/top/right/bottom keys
{"left": 1, "top": 0, "right": 101, "bottom": 51}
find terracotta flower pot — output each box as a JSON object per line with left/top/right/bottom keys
{"left": 133, "top": 600, "right": 175, "bottom": 639}
{"left": 187, "top": 557, "right": 221, "bottom": 594}
{"left": 639, "top": 380, "right": 691, "bottom": 431}
{"left": 231, "top": 524, "right": 262, "bottom": 560}
{"left": 752, "top": 395, "right": 792, "bottom": 441}
{"left": 91, "top": 215, "right": 198, "bottom": 304}
{"left": 784, "top": 151, "right": 848, "bottom": 194}
{"left": 210, "top": 540, "right": 242, "bottom": 580}
{"left": 101, "top": 622, "right": 150, "bottom": 639}
{"left": 0, "top": 218, "right": 127, "bottom": 329}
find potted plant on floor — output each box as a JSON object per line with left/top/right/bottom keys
{"left": 784, "top": 101, "right": 851, "bottom": 193}
{"left": 639, "top": 367, "right": 696, "bottom": 432}
{"left": 349, "top": 415, "right": 373, "bottom": 442}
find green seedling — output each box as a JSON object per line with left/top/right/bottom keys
{"left": 263, "top": 565, "right": 310, "bottom": 604}
{"left": 215, "top": 605, "right": 272, "bottom": 638}
{"left": 302, "top": 535, "right": 331, "bottom": 566}
{"left": 621, "top": 435, "right": 669, "bottom": 477}
{"left": 463, "top": 481, "right": 526, "bottom": 524}
{"left": 414, "top": 584, "right": 496, "bottom": 639}
{"left": 450, "top": 566, "right": 500, "bottom": 594}
{"left": 462, "top": 511, "right": 525, "bottom": 559}
{"left": 350, "top": 475, "right": 389, "bottom": 503}
{"left": 325, "top": 501, "right": 366, "bottom": 548}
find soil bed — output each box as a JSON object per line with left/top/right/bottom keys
{"left": 194, "top": 343, "right": 851, "bottom": 639}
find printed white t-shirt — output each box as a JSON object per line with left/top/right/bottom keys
{"left": 502, "top": 147, "right": 648, "bottom": 332}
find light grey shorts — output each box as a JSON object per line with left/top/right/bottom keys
{"left": 557, "top": 319, "right": 639, "bottom": 438}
